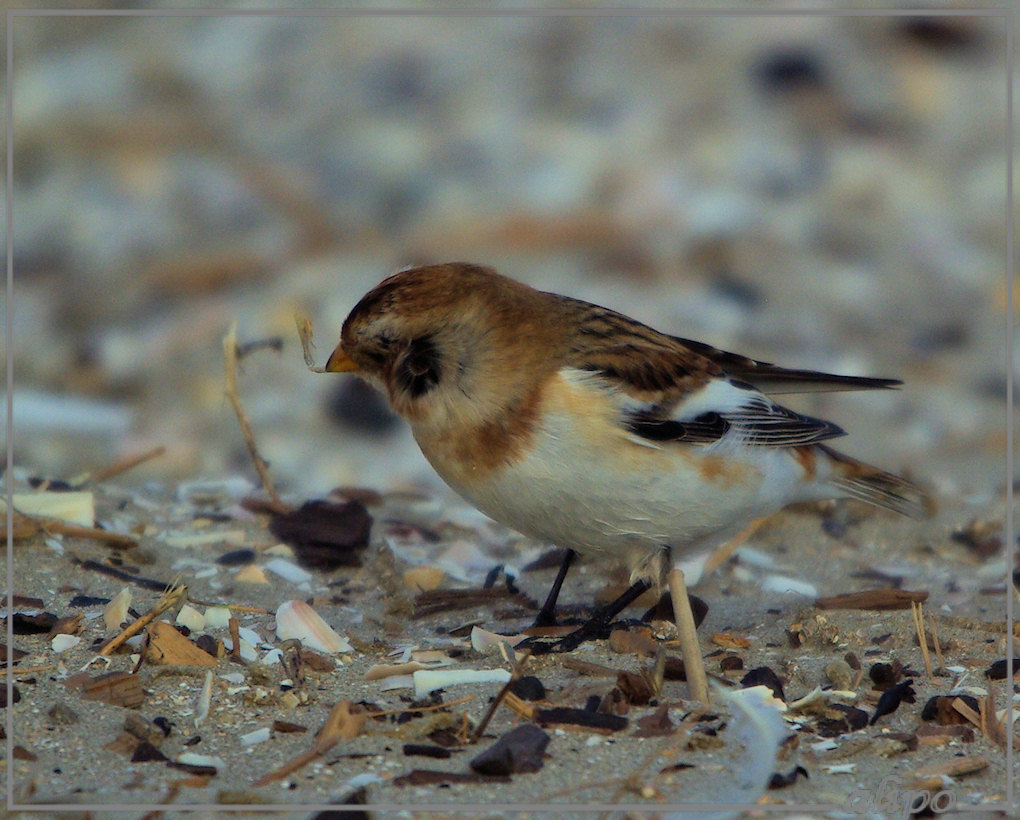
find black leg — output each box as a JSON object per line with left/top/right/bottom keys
{"left": 532, "top": 548, "right": 576, "bottom": 628}
{"left": 525, "top": 578, "right": 652, "bottom": 654}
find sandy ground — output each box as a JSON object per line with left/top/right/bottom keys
{"left": 5, "top": 7, "right": 1013, "bottom": 818}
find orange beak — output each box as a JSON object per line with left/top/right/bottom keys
{"left": 324, "top": 344, "right": 359, "bottom": 373}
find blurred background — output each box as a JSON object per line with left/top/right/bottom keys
{"left": 8, "top": 8, "right": 1010, "bottom": 506}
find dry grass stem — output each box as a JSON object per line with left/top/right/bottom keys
{"left": 669, "top": 567, "right": 709, "bottom": 705}
{"left": 295, "top": 314, "right": 327, "bottom": 372}
{"left": 253, "top": 701, "right": 366, "bottom": 786}
{"left": 469, "top": 649, "right": 531, "bottom": 743}
{"left": 85, "top": 445, "right": 167, "bottom": 485}
{"left": 100, "top": 582, "right": 188, "bottom": 657}
{"left": 911, "top": 601, "right": 933, "bottom": 678}
{"left": 223, "top": 321, "right": 280, "bottom": 506}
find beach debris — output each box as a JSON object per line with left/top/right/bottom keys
{"left": 253, "top": 700, "right": 366, "bottom": 786}
{"left": 984, "top": 658, "right": 1020, "bottom": 680}
{"left": 103, "top": 588, "right": 131, "bottom": 632}
{"left": 223, "top": 322, "right": 281, "bottom": 506}
{"left": 264, "top": 558, "right": 313, "bottom": 585}
{"left": 144, "top": 622, "right": 217, "bottom": 667}
{"left": 403, "top": 566, "right": 445, "bottom": 592}
{"left": 51, "top": 634, "right": 81, "bottom": 653}
{"left": 275, "top": 600, "right": 352, "bottom": 653}
{"left": 740, "top": 667, "right": 786, "bottom": 702}
{"left": 100, "top": 582, "right": 188, "bottom": 656}
{"left": 470, "top": 724, "right": 550, "bottom": 775}
{"left": 870, "top": 679, "right": 917, "bottom": 724}
{"left": 66, "top": 671, "right": 145, "bottom": 709}
{"left": 816, "top": 704, "right": 870, "bottom": 737}
{"left": 534, "top": 707, "right": 628, "bottom": 734}
{"left": 413, "top": 667, "right": 511, "bottom": 699}
{"left": 195, "top": 670, "right": 214, "bottom": 727}
{"left": 269, "top": 499, "right": 372, "bottom": 570}
{"left": 768, "top": 765, "right": 809, "bottom": 788}
{"left": 814, "top": 588, "right": 928, "bottom": 610}
{"left": 4, "top": 490, "right": 95, "bottom": 527}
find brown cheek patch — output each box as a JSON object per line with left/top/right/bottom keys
{"left": 792, "top": 446, "right": 818, "bottom": 479}
{"left": 692, "top": 453, "right": 756, "bottom": 488}
{"left": 455, "top": 385, "right": 544, "bottom": 476}
{"left": 697, "top": 454, "right": 728, "bottom": 482}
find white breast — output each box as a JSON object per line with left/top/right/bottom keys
{"left": 420, "top": 370, "right": 826, "bottom": 579}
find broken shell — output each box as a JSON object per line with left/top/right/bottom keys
{"left": 103, "top": 587, "right": 131, "bottom": 632}
{"left": 413, "top": 667, "right": 512, "bottom": 698}
{"left": 203, "top": 606, "right": 232, "bottom": 629}
{"left": 265, "top": 558, "right": 313, "bottom": 585}
{"left": 176, "top": 604, "right": 205, "bottom": 632}
{"left": 471, "top": 626, "right": 529, "bottom": 654}
{"left": 234, "top": 565, "right": 269, "bottom": 584}
{"left": 51, "top": 634, "right": 81, "bottom": 653}
{"left": 176, "top": 752, "right": 225, "bottom": 769}
{"left": 6, "top": 491, "right": 95, "bottom": 527}
{"left": 195, "top": 670, "right": 213, "bottom": 727}
{"left": 274, "top": 600, "right": 352, "bottom": 654}
{"left": 761, "top": 574, "right": 817, "bottom": 598}
{"left": 240, "top": 726, "right": 271, "bottom": 746}
{"left": 403, "top": 566, "right": 445, "bottom": 592}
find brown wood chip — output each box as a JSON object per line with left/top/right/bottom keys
{"left": 909, "top": 754, "right": 989, "bottom": 780}
{"left": 144, "top": 621, "right": 217, "bottom": 667}
{"left": 272, "top": 720, "right": 309, "bottom": 734}
{"left": 412, "top": 587, "right": 531, "bottom": 619}
{"left": 814, "top": 588, "right": 928, "bottom": 610}
{"left": 711, "top": 632, "right": 751, "bottom": 649}
{"left": 67, "top": 671, "right": 145, "bottom": 709}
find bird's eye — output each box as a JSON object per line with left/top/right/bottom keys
{"left": 395, "top": 336, "right": 441, "bottom": 398}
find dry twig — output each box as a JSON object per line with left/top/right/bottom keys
{"left": 83, "top": 445, "right": 167, "bottom": 485}
{"left": 6, "top": 511, "right": 137, "bottom": 549}
{"left": 469, "top": 649, "right": 531, "bottom": 743}
{"left": 928, "top": 612, "right": 946, "bottom": 670}
{"left": 910, "top": 600, "right": 933, "bottom": 678}
{"left": 100, "top": 582, "right": 188, "bottom": 657}
{"left": 253, "top": 700, "right": 366, "bottom": 786}
{"left": 223, "top": 322, "right": 280, "bottom": 506}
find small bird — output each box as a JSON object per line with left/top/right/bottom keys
{"left": 326, "top": 263, "right": 925, "bottom": 648}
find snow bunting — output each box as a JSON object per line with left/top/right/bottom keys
{"left": 325, "top": 263, "right": 925, "bottom": 642}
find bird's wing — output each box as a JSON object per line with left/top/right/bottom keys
{"left": 671, "top": 336, "right": 901, "bottom": 394}
{"left": 562, "top": 304, "right": 881, "bottom": 448}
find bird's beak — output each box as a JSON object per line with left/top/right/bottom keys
{"left": 324, "top": 344, "right": 359, "bottom": 373}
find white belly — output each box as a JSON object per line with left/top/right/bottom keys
{"left": 418, "top": 402, "right": 815, "bottom": 575}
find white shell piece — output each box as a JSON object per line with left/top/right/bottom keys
{"left": 195, "top": 670, "right": 213, "bottom": 727}
{"left": 761, "top": 574, "right": 817, "bottom": 598}
{"left": 175, "top": 604, "right": 205, "bottom": 632}
{"left": 470, "top": 626, "right": 528, "bottom": 654}
{"left": 265, "top": 558, "right": 313, "bottom": 585}
{"left": 51, "top": 634, "right": 81, "bottom": 653}
{"left": 378, "top": 675, "right": 415, "bottom": 691}
{"left": 5, "top": 491, "right": 95, "bottom": 527}
{"left": 413, "top": 667, "right": 511, "bottom": 698}
{"left": 103, "top": 587, "right": 131, "bottom": 631}
{"left": 203, "top": 606, "right": 232, "bottom": 629}
{"left": 240, "top": 727, "right": 271, "bottom": 746}
{"left": 274, "top": 600, "right": 352, "bottom": 653}
{"left": 176, "top": 752, "right": 225, "bottom": 769}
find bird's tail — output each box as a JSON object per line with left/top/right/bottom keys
{"left": 817, "top": 444, "right": 929, "bottom": 520}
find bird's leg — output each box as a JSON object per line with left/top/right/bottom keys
{"left": 531, "top": 548, "right": 576, "bottom": 628}
{"left": 525, "top": 578, "right": 652, "bottom": 654}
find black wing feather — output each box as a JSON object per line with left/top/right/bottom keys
{"left": 625, "top": 394, "right": 845, "bottom": 448}
{"left": 672, "top": 336, "right": 901, "bottom": 394}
